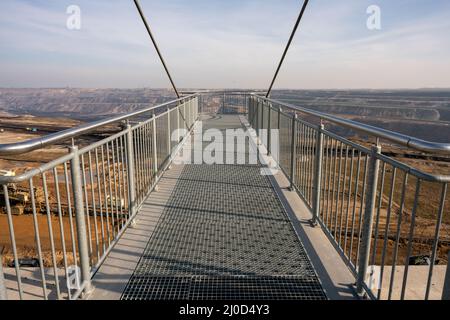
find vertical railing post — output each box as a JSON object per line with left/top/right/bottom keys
{"left": 311, "top": 123, "right": 324, "bottom": 225}
{"left": 252, "top": 97, "right": 256, "bottom": 126}
{"left": 177, "top": 103, "right": 180, "bottom": 143}
{"left": 443, "top": 251, "right": 450, "bottom": 300}
{"left": 194, "top": 96, "right": 198, "bottom": 121}
{"left": 244, "top": 94, "right": 247, "bottom": 115}
{"left": 167, "top": 107, "right": 171, "bottom": 157}
{"left": 191, "top": 98, "right": 195, "bottom": 125}
{"left": 126, "top": 125, "right": 136, "bottom": 219}
{"left": 253, "top": 97, "right": 256, "bottom": 126}
{"left": 186, "top": 99, "right": 190, "bottom": 129}
{"left": 250, "top": 97, "right": 253, "bottom": 125}
{"left": 267, "top": 103, "right": 272, "bottom": 155}
{"left": 250, "top": 96, "right": 254, "bottom": 125}
{"left": 356, "top": 144, "right": 381, "bottom": 296}
{"left": 261, "top": 101, "right": 265, "bottom": 146}
{"left": 69, "top": 145, "right": 93, "bottom": 296}
{"left": 183, "top": 102, "right": 187, "bottom": 130}
{"left": 0, "top": 246, "right": 7, "bottom": 300}
{"left": 192, "top": 97, "right": 195, "bottom": 122}
{"left": 222, "top": 92, "right": 225, "bottom": 114}
{"left": 189, "top": 98, "right": 193, "bottom": 128}
{"left": 289, "top": 113, "right": 298, "bottom": 191}
{"left": 278, "top": 106, "right": 282, "bottom": 131}
{"left": 255, "top": 99, "right": 260, "bottom": 145}
{"left": 152, "top": 114, "right": 158, "bottom": 181}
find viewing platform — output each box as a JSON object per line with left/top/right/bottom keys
{"left": 0, "top": 92, "right": 449, "bottom": 300}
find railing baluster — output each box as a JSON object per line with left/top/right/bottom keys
{"left": 388, "top": 172, "right": 408, "bottom": 300}
{"left": 100, "top": 145, "right": 112, "bottom": 244}
{"left": 64, "top": 162, "right": 79, "bottom": 273}
{"left": 334, "top": 142, "right": 344, "bottom": 236}
{"left": 355, "top": 155, "right": 369, "bottom": 265}
{"left": 343, "top": 149, "right": 355, "bottom": 253}
{"left": 177, "top": 103, "right": 180, "bottom": 143}
{"left": 356, "top": 145, "right": 381, "bottom": 296}
{"left": 348, "top": 151, "right": 362, "bottom": 261}
{"left": 300, "top": 124, "right": 306, "bottom": 195}
{"left": 119, "top": 135, "right": 130, "bottom": 220}
{"left": 329, "top": 139, "right": 338, "bottom": 230}
{"left": 69, "top": 146, "right": 93, "bottom": 297}
{"left": 53, "top": 167, "right": 71, "bottom": 299}
{"left": 2, "top": 185, "right": 23, "bottom": 299}
{"left": 41, "top": 173, "right": 61, "bottom": 299}
{"left": 370, "top": 162, "right": 386, "bottom": 266}
{"left": 111, "top": 140, "right": 120, "bottom": 230}
{"left": 87, "top": 152, "right": 100, "bottom": 262}
{"left": 106, "top": 142, "right": 118, "bottom": 235}
{"left": 94, "top": 150, "right": 106, "bottom": 254}
{"left": 143, "top": 123, "right": 151, "bottom": 189}
{"left": 80, "top": 154, "right": 93, "bottom": 262}
{"left": 167, "top": 107, "right": 172, "bottom": 158}
{"left": 152, "top": 114, "right": 158, "bottom": 182}
{"left": 400, "top": 179, "right": 421, "bottom": 300}
{"left": 267, "top": 103, "right": 272, "bottom": 155}
{"left": 312, "top": 123, "right": 324, "bottom": 225}
{"left": 289, "top": 114, "right": 298, "bottom": 190}
{"left": 126, "top": 124, "right": 137, "bottom": 219}
{"left": 377, "top": 166, "right": 397, "bottom": 299}
{"left": 323, "top": 136, "right": 331, "bottom": 225}
{"left": 338, "top": 145, "right": 350, "bottom": 247}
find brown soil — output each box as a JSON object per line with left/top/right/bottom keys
{"left": 0, "top": 214, "right": 120, "bottom": 267}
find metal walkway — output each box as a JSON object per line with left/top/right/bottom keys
{"left": 2, "top": 92, "right": 449, "bottom": 300}
{"left": 120, "top": 115, "right": 326, "bottom": 300}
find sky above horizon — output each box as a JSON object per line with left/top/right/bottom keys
{"left": 1, "top": 0, "right": 449, "bottom": 89}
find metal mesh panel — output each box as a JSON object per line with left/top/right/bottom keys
{"left": 122, "top": 115, "right": 325, "bottom": 300}
{"left": 122, "top": 116, "right": 325, "bottom": 299}
{"left": 123, "top": 276, "right": 325, "bottom": 300}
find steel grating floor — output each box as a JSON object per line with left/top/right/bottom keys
{"left": 121, "top": 115, "right": 326, "bottom": 300}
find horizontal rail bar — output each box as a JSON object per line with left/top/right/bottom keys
{"left": 321, "top": 129, "right": 450, "bottom": 183}
{"left": 0, "top": 153, "right": 75, "bottom": 184}
{"left": 254, "top": 94, "right": 450, "bottom": 155}
{"left": 0, "top": 94, "right": 196, "bottom": 156}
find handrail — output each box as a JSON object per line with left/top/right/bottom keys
{"left": 0, "top": 94, "right": 197, "bottom": 156}
{"left": 254, "top": 94, "right": 450, "bottom": 155}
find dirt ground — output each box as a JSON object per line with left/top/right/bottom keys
{"left": 0, "top": 214, "right": 118, "bottom": 267}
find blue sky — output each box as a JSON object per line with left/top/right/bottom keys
{"left": 0, "top": 0, "right": 449, "bottom": 89}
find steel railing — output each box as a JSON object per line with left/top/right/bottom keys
{"left": 248, "top": 94, "right": 450, "bottom": 300}
{"left": 195, "top": 91, "right": 254, "bottom": 115}
{"left": 0, "top": 95, "right": 198, "bottom": 300}
{"left": 1, "top": 90, "right": 449, "bottom": 300}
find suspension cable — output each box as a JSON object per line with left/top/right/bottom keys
{"left": 133, "top": 0, "right": 180, "bottom": 98}
{"left": 265, "top": 0, "right": 309, "bottom": 98}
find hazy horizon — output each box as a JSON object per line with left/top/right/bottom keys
{"left": 2, "top": 87, "right": 450, "bottom": 91}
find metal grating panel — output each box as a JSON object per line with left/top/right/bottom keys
{"left": 123, "top": 276, "right": 325, "bottom": 300}
{"left": 122, "top": 115, "right": 326, "bottom": 300}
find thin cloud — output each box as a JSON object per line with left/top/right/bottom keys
{"left": 0, "top": 0, "right": 449, "bottom": 88}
